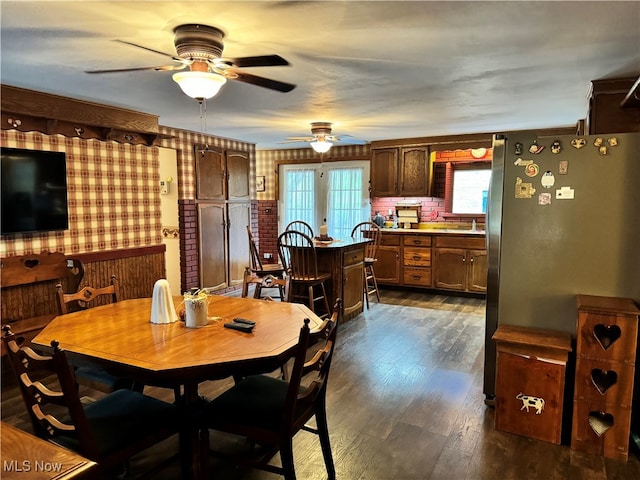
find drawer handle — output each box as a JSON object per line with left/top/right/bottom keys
{"left": 413, "top": 255, "right": 421, "bottom": 261}
{"left": 412, "top": 275, "right": 421, "bottom": 280}
{"left": 470, "top": 257, "right": 474, "bottom": 263}
{"left": 412, "top": 240, "right": 421, "bottom": 245}
{"left": 593, "top": 324, "right": 621, "bottom": 350}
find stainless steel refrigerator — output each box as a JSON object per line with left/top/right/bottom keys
{"left": 483, "top": 131, "right": 640, "bottom": 403}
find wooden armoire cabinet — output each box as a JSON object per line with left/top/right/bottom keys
{"left": 571, "top": 295, "right": 640, "bottom": 461}
{"left": 195, "top": 146, "right": 251, "bottom": 291}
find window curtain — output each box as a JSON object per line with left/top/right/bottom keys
{"left": 327, "top": 167, "right": 363, "bottom": 239}
{"left": 283, "top": 168, "right": 315, "bottom": 229}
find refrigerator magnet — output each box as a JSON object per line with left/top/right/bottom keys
{"left": 607, "top": 137, "right": 618, "bottom": 147}
{"left": 570, "top": 138, "right": 586, "bottom": 149}
{"left": 515, "top": 177, "right": 536, "bottom": 198}
{"left": 593, "top": 137, "right": 604, "bottom": 147}
{"left": 538, "top": 193, "right": 552, "bottom": 205}
{"left": 525, "top": 163, "right": 539, "bottom": 177}
{"left": 541, "top": 171, "right": 555, "bottom": 188}
{"left": 599, "top": 146, "right": 608, "bottom": 155}
{"left": 529, "top": 141, "right": 544, "bottom": 154}
{"left": 514, "top": 142, "right": 523, "bottom": 155}
{"left": 556, "top": 186, "right": 575, "bottom": 200}
{"left": 514, "top": 158, "right": 533, "bottom": 166}
{"left": 559, "top": 160, "right": 569, "bottom": 175}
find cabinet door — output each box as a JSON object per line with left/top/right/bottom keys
{"left": 198, "top": 203, "right": 227, "bottom": 290}
{"left": 343, "top": 262, "right": 364, "bottom": 319}
{"left": 227, "top": 203, "right": 251, "bottom": 287}
{"left": 196, "top": 148, "right": 225, "bottom": 200}
{"left": 227, "top": 151, "right": 250, "bottom": 200}
{"left": 468, "top": 249, "right": 487, "bottom": 292}
{"left": 371, "top": 148, "right": 398, "bottom": 196}
{"left": 375, "top": 246, "right": 401, "bottom": 284}
{"left": 434, "top": 248, "right": 466, "bottom": 290}
{"left": 399, "top": 146, "right": 429, "bottom": 196}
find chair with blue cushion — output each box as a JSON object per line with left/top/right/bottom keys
{"left": 202, "top": 299, "right": 342, "bottom": 480}
{"left": 55, "top": 275, "right": 138, "bottom": 393}
{"left": 1, "top": 325, "right": 182, "bottom": 477}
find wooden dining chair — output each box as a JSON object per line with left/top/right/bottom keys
{"left": 203, "top": 299, "right": 342, "bottom": 480}
{"left": 284, "top": 220, "right": 314, "bottom": 238}
{"left": 277, "top": 230, "right": 331, "bottom": 318}
{"left": 242, "top": 266, "right": 291, "bottom": 302}
{"left": 246, "top": 225, "right": 286, "bottom": 299}
{"left": 55, "top": 275, "right": 136, "bottom": 393}
{"left": 351, "top": 221, "right": 382, "bottom": 308}
{"left": 1, "top": 326, "right": 183, "bottom": 478}
{"left": 56, "top": 274, "right": 119, "bottom": 315}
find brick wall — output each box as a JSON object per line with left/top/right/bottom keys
{"left": 256, "top": 200, "right": 280, "bottom": 264}
{"left": 178, "top": 200, "right": 198, "bottom": 291}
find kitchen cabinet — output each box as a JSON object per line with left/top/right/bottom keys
{"left": 402, "top": 235, "right": 432, "bottom": 287}
{"left": 314, "top": 239, "right": 367, "bottom": 321}
{"left": 588, "top": 77, "right": 640, "bottom": 134}
{"left": 434, "top": 236, "right": 487, "bottom": 293}
{"left": 196, "top": 147, "right": 251, "bottom": 291}
{"left": 375, "top": 234, "right": 401, "bottom": 284}
{"left": 371, "top": 146, "right": 430, "bottom": 197}
{"left": 198, "top": 202, "right": 251, "bottom": 290}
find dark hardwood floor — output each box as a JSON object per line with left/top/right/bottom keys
{"left": 2, "top": 288, "right": 639, "bottom": 479}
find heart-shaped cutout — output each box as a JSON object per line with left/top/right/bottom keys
{"left": 588, "top": 411, "right": 614, "bottom": 437}
{"left": 590, "top": 368, "right": 617, "bottom": 395}
{"left": 24, "top": 258, "right": 40, "bottom": 269}
{"left": 592, "top": 324, "right": 621, "bottom": 350}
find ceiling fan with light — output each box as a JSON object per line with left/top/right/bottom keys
{"left": 280, "top": 122, "right": 366, "bottom": 153}
{"left": 86, "top": 24, "right": 296, "bottom": 101}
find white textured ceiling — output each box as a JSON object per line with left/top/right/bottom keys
{"left": 1, "top": 1, "right": 639, "bottom": 149}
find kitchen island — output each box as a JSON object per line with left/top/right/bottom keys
{"left": 376, "top": 228, "right": 487, "bottom": 293}
{"left": 311, "top": 238, "right": 369, "bottom": 321}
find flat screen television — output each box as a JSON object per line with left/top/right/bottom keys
{"left": 1, "top": 147, "right": 69, "bottom": 235}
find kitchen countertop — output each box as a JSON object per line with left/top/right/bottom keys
{"left": 380, "top": 228, "right": 486, "bottom": 236}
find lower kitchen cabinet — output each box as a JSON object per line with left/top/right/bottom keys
{"left": 375, "top": 235, "right": 401, "bottom": 284}
{"left": 434, "top": 236, "right": 487, "bottom": 293}
{"left": 377, "top": 232, "right": 487, "bottom": 294}
{"left": 402, "top": 235, "right": 432, "bottom": 287}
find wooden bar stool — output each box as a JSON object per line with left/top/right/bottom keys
{"left": 277, "top": 230, "right": 331, "bottom": 318}
{"left": 351, "top": 221, "right": 381, "bottom": 308}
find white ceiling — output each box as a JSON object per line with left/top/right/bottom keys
{"left": 1, "top": 1, "right": 639, "bottom": 149}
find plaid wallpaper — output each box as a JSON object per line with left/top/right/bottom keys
{"left": 0, "top": 130, "right": 162, "bottom": 257}
{"left": 1, "top": 127, "right": 256, "bottom": 257}
{"left": 158, "top": 125, "right": 255, "bottom": 200}
{"left": 255, "top": 144, "right": 371, "bottom": 200}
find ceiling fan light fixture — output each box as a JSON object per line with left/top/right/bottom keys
{"left": 310, "top": 139, "right": 333, "bottom": 153}
{"left": 172, "top": 71, "right": 227, "bottom": 100}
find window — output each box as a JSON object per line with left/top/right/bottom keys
{"left": 452, "top": 164, "right": 491, "bottom": 214}
{"left": 279, "top": 161, "right": 370, "bottom": 238}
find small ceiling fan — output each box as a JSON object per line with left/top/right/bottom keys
{"left": 280, "top": 122, "right": 366, "bottom": 153}
{"left": 86, "top": 24, "right": 296, "bottom": 100}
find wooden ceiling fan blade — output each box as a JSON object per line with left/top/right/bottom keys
{"left": 115, "top": 39, "right": 184, "bottom": 63}
{"left": 232, "top": 71, "right": 296, "bottom": 92}
{"left": 224, "top": 54, "right": 290, "bottom": 68}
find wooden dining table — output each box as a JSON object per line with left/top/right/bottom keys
{"left": 1, "top": 422, "right": 97, "bottom": 479}
{"left": 31, "top": 295, "right": 324, "bottom": 480}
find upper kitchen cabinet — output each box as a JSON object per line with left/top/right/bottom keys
{"left": 588, "top": 77, "right": 640, "bottom": 134}
{"left": 371, "top": 146, "right": 430, "bottom": 197}
{"left": 196, "top": 147, "right": 250, "bottom": 201}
